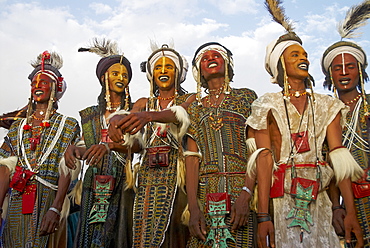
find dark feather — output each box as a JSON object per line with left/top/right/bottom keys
{"left": 338, "top": 0, "right": 370, "bottom": 39}
{"left": 264, "top": 0, "right": 294, "bottom": 32}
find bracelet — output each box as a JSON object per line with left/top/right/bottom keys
{"left": 242, "top": 186, "right": 253, "bottom": 196}
{"left": 101, "top": 142, "right": 111, "bottom": 153}
{"left": 49, "top": 207, "right": 61, "bottom": 216}
{"left": 257, "top": 216, "right": 272, "bottom": 223}
{"left": 332, "top": 205, "right": 344, "bottom": 211}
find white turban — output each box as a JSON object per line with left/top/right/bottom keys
{"left": 265, "top": 38, "right": 302, "bottom": 84}
{"left": 192, "top": 44, "right": 233, "bottom": 83}
{"left": 321, "top": 45, "right": 366, "bottom": 74}
{"left": 146, "top": 49, "right": 188, "bottom": 84}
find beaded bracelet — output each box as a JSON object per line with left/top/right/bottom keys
{"left": 332, "top": 205, "right": 345, "bottom": 211}
{"left": 257, "top": 212, "right": 272, "bottom": 223}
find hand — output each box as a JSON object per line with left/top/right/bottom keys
{"left": 188, "top": 207, "right": 207, "bottom": 241}
{"left": 108, "top": 115, "right": 126, "bottom": 142}
{"left": 230, "top": 191, "right": 251, "bottom": 230}
{"left": 82, "top": 144, "right": 109, "bottom": 165}
{"left": 64, "top": 145, "right": 85, "bottom": 170}
{"left": 257, "top": 221, "right": 275, "bottom": 248}
{"left": 332, "top": 207, "right": 345, "bottom": 236}
{"left": 344, "top": 212, "right": 364, "bottom": 248}
{"left": 39, "top": 209, "right": 60, "bottom": 236}
{"left": 116, "top": 112, "right": 151, "bottom": 135}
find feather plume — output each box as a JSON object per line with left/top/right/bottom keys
{"left": 78, "top": 38, "right": 120, "bottom": 57}
{"left": 264, "top": 0, "right": 294, "bottom": 32}
{"left": 338, "top": 0, "right": 370, "bottom": 39}
{"left": 30, "top": 51, "right": 63, "bottom": 69}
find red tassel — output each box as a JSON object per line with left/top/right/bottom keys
{"left": 23, "top": 124, "right": 32, "bottom": 130}
{"left": 40, "top": 121, "right": 50, "bottom": 128}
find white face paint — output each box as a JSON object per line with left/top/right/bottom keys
{"left": 342, "top": 53, "right": 346, "bottom": 76}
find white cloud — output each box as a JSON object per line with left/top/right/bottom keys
{"left": 89, "top": 2, "right": 112, "bottom": 15}
{"left": 207, "top": 0, "right": 258, "bottom": 15}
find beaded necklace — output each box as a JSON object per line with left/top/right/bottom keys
{"left": 344, "top": 94, "right": 361, "bottom": 105}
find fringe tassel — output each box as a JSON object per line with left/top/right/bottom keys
{"left": 124, "top": 149, "right": 134, "bottom": 190}
{"left": 246, "top": 138, "right": 257, "bottom": 154}
{"left": 0, "top": 156, "right": 18, "bottom": 174}
{"left": 168, "top": 106, "right": 190, "bottom": 139}
{"left": 58, "top": 157, "right": 81, "bottom": 178}
{"left": 60, "top": 195, "right": 70, "bottom": 220}
{"left": 250, "top": 185, "right": 258, "bottom": 212}
{"left": 329, "top": 147, "right": 364, "bottom": 182}
{"left": 68, "top": 179, "right": 82, "bottom": 205}
{"left": 181, "top": 198, "right": 203, "bottom": 226}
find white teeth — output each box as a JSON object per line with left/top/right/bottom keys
{"left": 115, "top": 82, "right": 123, "bottom": 88}
{"left": 159, "top": 76, "right": 169, "bottom": 82}
{"left": 35, "top": 90, "right": 43, "bottom": 96}
{"left": 298, "top": 64, "right": 307, "bottom": 69}
{"left": 208, "top": 63, "right": 217, "bottom": 68}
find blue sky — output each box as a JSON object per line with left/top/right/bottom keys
{"left": 0, "top": 0, "right": 369, "bottom": 135}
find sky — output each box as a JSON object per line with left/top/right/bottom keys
{"left": 0, "top": 0, "right": 369, "bottom": 139}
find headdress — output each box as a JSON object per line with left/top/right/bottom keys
{"left": 192, "top": 42, "right": 234, "bottom": 104}
{"left": 140, "top": 42, "right": 188, "bottom": 110}
{"left": 264, "top": 0, "right": 315, "bottom": 100}
{"left": 25, "top": 51, "right": 66, "bottom": 128}
{"left": 78, "top": 38, "right": 132, "bottom": 111}
{"left": 321, "top": 0, "right": 370, "bottom": 115}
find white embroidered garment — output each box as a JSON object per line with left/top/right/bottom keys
{"left": 246, "top": 92, "right": 347, "bottom": 248}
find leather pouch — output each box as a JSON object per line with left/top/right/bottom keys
{"left": 291, "top": 131, "right": 310, "bottom": 153}
{"left": 147, "top": 146, "right": 171, "bottom": 168}
{"left": 290, "top": 177, "right": 319, "bottom": 200}
{"left": 206, "top": 192, "right": 231, "bottom": 214}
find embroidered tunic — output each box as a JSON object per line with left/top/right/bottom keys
{"left": 246, "top": 92, "right": 347, "bottom": 248}
{"left": 343, "top": 95, "right": 370, "bottom": 247}
{"left": 187, "top": 88, "right": 257, "bottom": 248}
{"left": 132, "top": 93, "right": 193, "bottom": 247}
{"left": 75, "top": 106, "right": 134, "bottom": 248}
{"left": 0, "top": 113, "right": 80, "bottom": 248}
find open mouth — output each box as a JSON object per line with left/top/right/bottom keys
{"left": 115, "top": 82, "right": 124, "bottom": 88}
{"left": 34, "top": 90, "right": 44, "bottom": 96}
{"left": 339, "top": 78, "right": 351, "bottom": 85}
{"left": 159, "top": 76, "right": 169, "bottom": 82}
{"left": 208, "top": 62, "right": 218, "bottom": 68}
{"left": 298, "top": 63, "right": 308, "bottom": 71}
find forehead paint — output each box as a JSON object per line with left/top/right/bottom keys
{"left": 162, "top": 57, "right": 165, "bottom": 74}
{"left": 342, "top": 53, "right": 346, "bottom": 75}
{"left": 35, "top": 73, "right": 42, "bottom": 88}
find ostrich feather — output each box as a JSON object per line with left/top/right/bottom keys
{"left": 30, "top": 51, "right": 63, "bottom": 69}
{"left": 265, "top": 0, "right": 294, "bottom": 32}
{"left": 78, "top": 38, "right": 120, "bottom": 57}
{"left": 338, "top": 0, "right": 370, "bottom": 39}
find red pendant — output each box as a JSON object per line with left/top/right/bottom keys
{"left": 29, "top": 135, "right": 41, "bottom": 151}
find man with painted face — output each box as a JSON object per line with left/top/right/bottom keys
{"left": 321, "top": 2, "right": 370, "bottom": 246}
{"left": 115, "top": 44, "right": 194, "bottom": 247}
{"left": 64, "top": 39, "right": 140, "bottom": 248}
{"left": 0, "top": 51, "right": 80, "bottom": 248}
{"left": 185, "top": 42, "right": 257, "bottom": 248}
{"left": 245, "top": 1, "right": 364, "bottom": 247}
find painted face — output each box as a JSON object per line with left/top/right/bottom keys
{"left": 331, "top": 53, "right": 359, "bottom": 93}
{"left": 105, "top": 63, "right": 129, "bottom": 94}
{"left": 200, "top": 50, "right": 225, "bottom": 81}
{"left": 282, "top": 44, "right": 309, "bottom": 80}
{"left": 31, "top": 73, "right": 53, "bottom": 103}
{"left": 153, "top": 57, "right": 176, "bottom": 91}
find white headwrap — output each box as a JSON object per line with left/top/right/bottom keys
{"left": 265, "top": 39, "right": 302, "bottom": 84}
{"left": 146, "top": 50, "right": 188, "bottom": 84}
{"left": 192, "top": 44, "right": 233, "bottom": 83}
{"left": 321, "top": 45, "right": 366, "bottom": 74}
